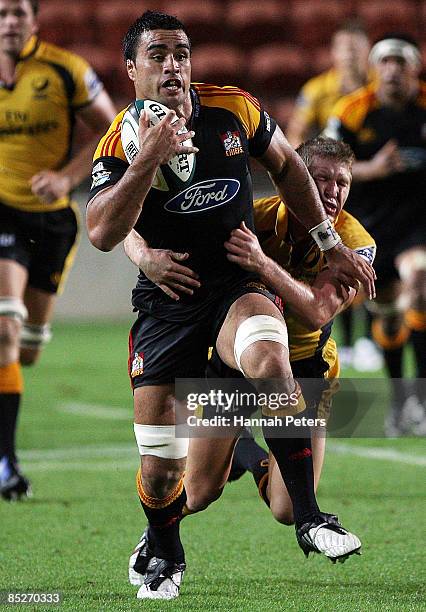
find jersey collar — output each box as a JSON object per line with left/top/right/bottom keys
{"left": 19, "top": 35, "right": 39, "bottom": 61}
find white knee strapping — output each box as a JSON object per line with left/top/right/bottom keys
{"left": 0, "top": 297, "right": 27, "bottom": 322}
{"left": 234, "top": 315, "right": 289, "bottom": 375}
{"left": 134, "top": 424, "right": 189, "bottom": 459}
{"left": 20, "top": 323, "right": 52, "bottom": 349}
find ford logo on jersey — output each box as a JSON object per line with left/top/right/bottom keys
{"left": 164, "top": 179, "right": 240, "bottom": 214}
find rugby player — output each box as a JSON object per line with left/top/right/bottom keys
{"left": 128, "top": 137, "right": 374, "bottom": 572}
{"left": 209, "top": 137, "right": 376, "bottom": 528}
{"left": 86, "top": 11, "right": 375, "bottom": 600}
{"left": 0, "top": 0, "right": 116, "bottom": 500}
{"left": 324, "top": 33, "right": 426, "bottom": 436}
{"left": 286, "top": 20, "right": 370, "bottom": 147}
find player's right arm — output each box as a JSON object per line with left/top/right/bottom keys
{"left": 225, "top": 222, "right": 357, "bottom": 330}
{"left": 258, "top": 126, "right": 376, "bottom": 298}
{"left": 86, "top": 111, "right": 195, "bottom": 252}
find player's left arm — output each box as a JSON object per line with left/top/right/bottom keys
{"left": 30, "top": 90, "right": 117, "bottom": 203}
{"left": 225, "top": 222, "right": 357, "bottom": 330}
{"left": 124, "top": 229, "right": 201, "bottom": 301}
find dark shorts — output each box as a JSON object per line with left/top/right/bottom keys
{"left": 128, "top": 281, "right": 283, "bottom": 388}
{"left": 372, "top": 227, "right": 425, "bottom": 288}
{"left": 0, "top": 201, "right": 79, "bottom": 294}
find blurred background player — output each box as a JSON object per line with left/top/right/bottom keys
{"left": 0, "top": 0, "right": 116, "bottom": 500}
{"left": 286, "top": 20, "right": 371, "bottom": 148}
{"left": 286, "top": 19, "right": 380, "bottom": 372}
{"left": 325, "top": 33, "right": 426, "bottom": 436}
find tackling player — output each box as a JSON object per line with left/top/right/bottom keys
{"left": 87, "top": 11, "right": 375, "bottom": 600}
{"left": 219, "top": 137, "right": 376, "bottom": 528}
{"left": 0, "top": 0, "right": 116, "bottom": 500}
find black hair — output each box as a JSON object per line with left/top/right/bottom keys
{"left": 123, "top": 10, "right": 190, "bottom": 63}
{"left": 373, "top": 32, "right": 419, "bottom": 49}
{"left": 29, "top": 0, "right": 38, "bottom": 15}
{"left": 296, "top": 137, "right": 355, "bottom": 172}
{"left": 334, "top": 18, "right": 368, "bottom": 39}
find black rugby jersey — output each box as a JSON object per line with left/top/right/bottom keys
{"left": 326, "top": 82, "right": 426, "bottom": 236}
{"left": 89, "top": 84, "right": 277, "bottom": 320}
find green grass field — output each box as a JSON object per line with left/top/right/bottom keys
{"left": 1, "top": 321, "right": 425, "bottom": 611}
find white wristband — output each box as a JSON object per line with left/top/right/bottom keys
{"left": 309, "top": 219, "right": 341, "bottom": 252}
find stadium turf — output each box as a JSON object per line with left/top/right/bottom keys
{"left": 0, "top": 321, "right": 424, "bottom": 611}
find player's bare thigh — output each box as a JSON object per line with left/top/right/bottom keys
{"left": 267, "top": 433, "right": 326, "bottom": 525}
{"left": 216, "top": 292, "right": 292, "bottom": 382}
{"left": 0, "top": 259, "right": 28, "bottom": 296}
{"left": 0, "top": 259, "right": 28, "bottom": 364}
{"left": 185, "top": 427, "right": 242, "bottom": 512}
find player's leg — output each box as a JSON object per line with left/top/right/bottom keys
{"left": 184, "top": 430, "right": 241, "bottom": 513}
{"left": 131, "top": 384, "right": 188, "bottom": 600}
{"left": 20, "top": 287, "right": 55, "bottom": 365}
{"left": 370, "top": 280, "right": 410, "bottom": 436}
{"left": 128, "top": 314, "right": 210, "bottom": 599}
{"left": 216, "top": 292, "right": 321, "bottom": 531}
{"left": 0, "top": 259, "right": 29, "bottom": 501}
{"left": 20, "top": 204, "right": 79, "bottom": 366}
{"left": 267, "top": 433, "right": 326, "bottom": 524}
{"left": 131, "top": 385, "right": 188, "bottom": 601}
{"left": 227, "top": 427, "right": 270, "bottom": 495}
{"left": 397, "top": 247, "right": 426, "bottom": 431}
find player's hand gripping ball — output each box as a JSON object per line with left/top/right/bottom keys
{"left": 121, "top": 99, "right": 196, "bottom": 191}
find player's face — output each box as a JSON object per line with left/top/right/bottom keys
{"left": 0, "top": 0, "right": 36, "bottom": 57}
{"left": 376, "top": 55, "right": 418, "bottom": 96}
{"left": 310, "top": 157, "right": 352, "bottom": 222}
{"left": 128, "top": 29, "right": 191, "bottom": 114}
{"left": 332, "top": 31, "right": 370, "bottom": 75}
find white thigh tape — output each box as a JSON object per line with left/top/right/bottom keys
{"left": 234, "top": 314, "right": 288, "bottom": 375}
{"left": 134, "top": 424, "right": 188, "bottom": 459}
{"left": 0, "top": 297, "right": 27, "bottom": 321}
{"left": 309, "top": 219, "right": 341, "bottom": 252}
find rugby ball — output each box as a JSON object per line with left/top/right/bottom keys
{"left": 121, "top": 99, "right": 195, "bottom": 192}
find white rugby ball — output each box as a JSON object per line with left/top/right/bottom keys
{"left": 121, "top": 99, "right": 195, "bottom": 192}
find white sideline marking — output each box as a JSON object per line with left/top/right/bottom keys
{"left": 58, "top": 402, "right": 130, "bottom": 420}
{"left": 26, "top": 460, "right": 138, "bottom": 473}
{"left": 20, "top": 444, "right": 137, "bottom": 472}
{"left": 18, "top": 442, "right": 426, "bottom": 472}
{"left": 21, "top": 444, "right": 135, "bottom": 461}
{"left": 327, "top": 442, "right": 426, "bottom": 467}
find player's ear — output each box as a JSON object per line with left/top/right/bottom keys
{"left": 127, "top": 60, "right": 136, "bottom": 82}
